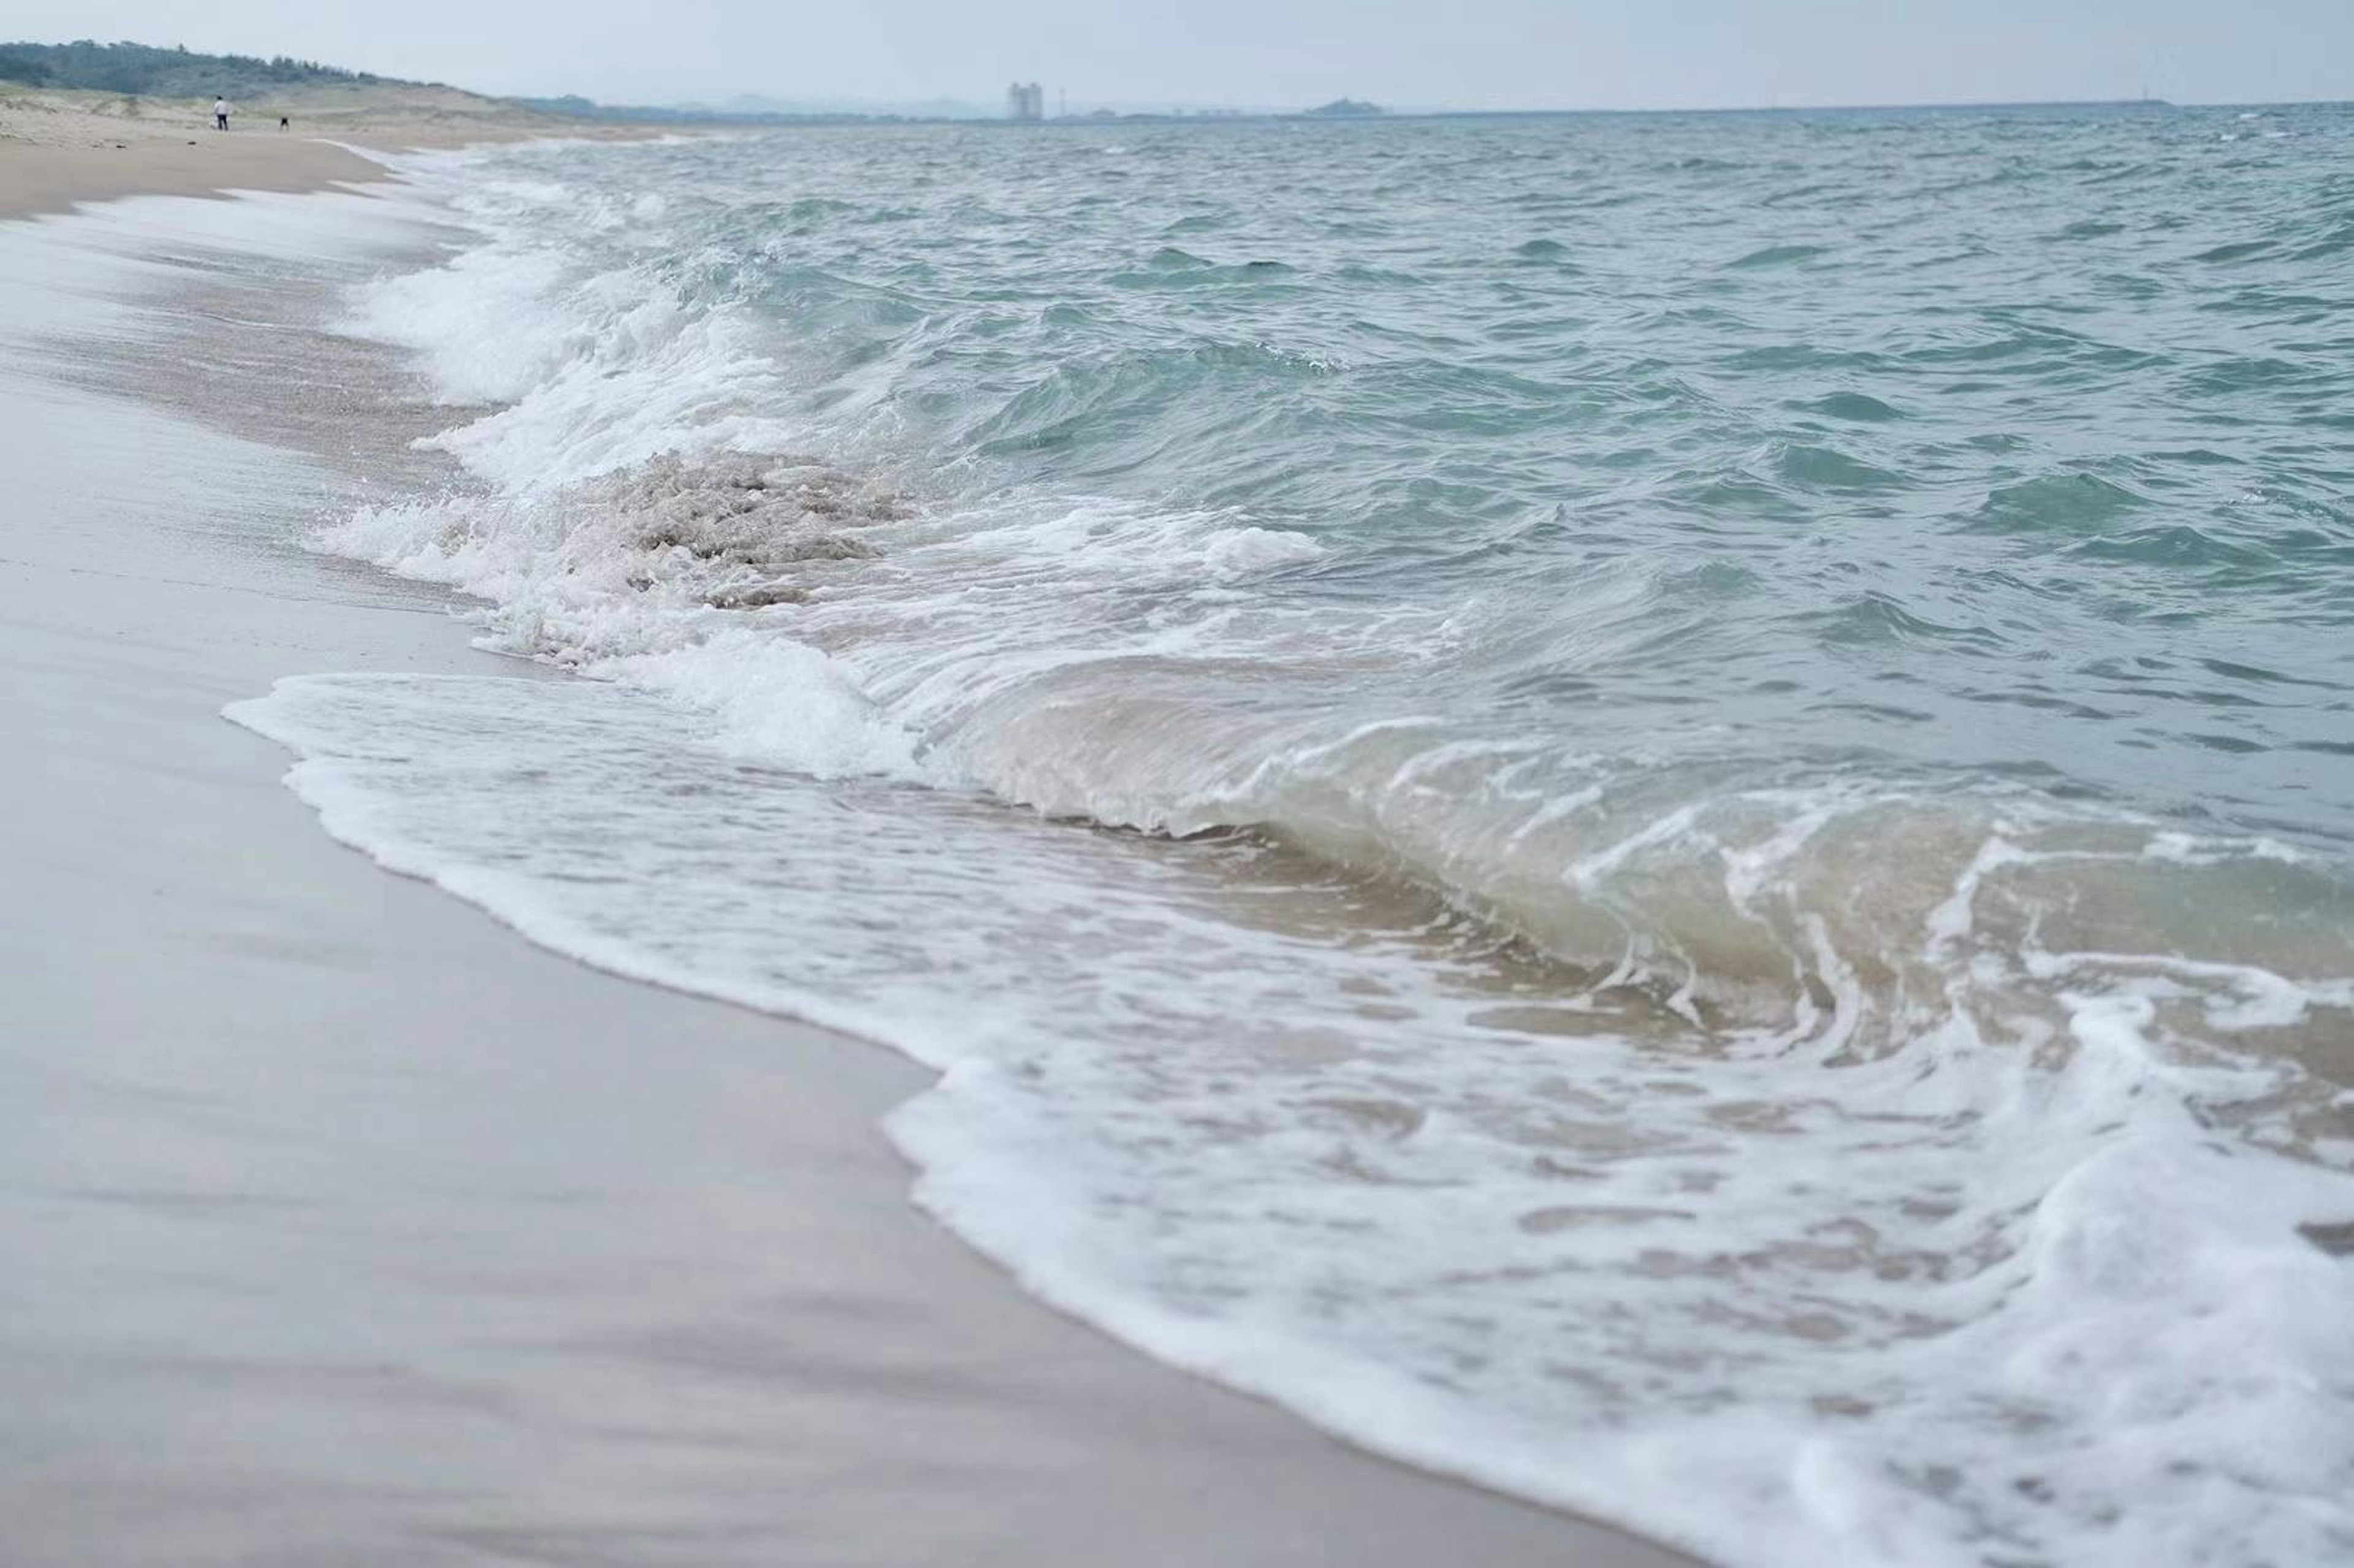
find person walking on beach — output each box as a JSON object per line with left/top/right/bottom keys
{"left": 213, "top": 97, "right": 230, "bottom": 132}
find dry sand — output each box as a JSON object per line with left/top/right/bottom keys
{"left": 0, "top": 154, "right": 1698, "bottom": 1565}
{"left": 0, "top": 83, "right": 654, "bottom": 218}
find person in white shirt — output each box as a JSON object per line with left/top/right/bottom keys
{"left": 213, "top": 97, "right": 230, "bottom": 131}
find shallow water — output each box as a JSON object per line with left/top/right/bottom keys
{"left": 229, "top": 105, "right": 2352, "bottom": 1566}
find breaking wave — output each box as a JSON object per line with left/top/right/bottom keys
{"left": 246, "top": 112, "right": 2354, "bottom": 1567}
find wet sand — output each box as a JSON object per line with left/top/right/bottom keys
{"left": 0, "top": 132, "right": 387, "bottom": 218}
{"left": 0, "top": 186, "right": 1697, "bottom": 1564}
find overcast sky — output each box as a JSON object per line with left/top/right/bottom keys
{"left": 12, "top": 1, "right": 2351, "bottom": 110}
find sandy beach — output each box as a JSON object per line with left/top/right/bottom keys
{"left": 0, "top": 142, "right": 1693, "bottom": 1567}
{"left": 0, "top": 83, "right": 652, "bottom": 217}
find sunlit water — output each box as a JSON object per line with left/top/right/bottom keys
{"left": 218, "top": 106, "right": 2353, "bottom": 1566}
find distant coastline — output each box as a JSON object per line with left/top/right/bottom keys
{"left": 21, "top": 40, "right": 2348, "bottom": 134}
{"left": 509, "top": 93, "right": 2201, "bottom": 129}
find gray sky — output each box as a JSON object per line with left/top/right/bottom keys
{"left": 13, "top": 0, "right": 2352, "bottom": 110}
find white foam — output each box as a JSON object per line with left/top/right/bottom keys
{"left": 226, "top": 669, "right": 2354, "bottom": 1568}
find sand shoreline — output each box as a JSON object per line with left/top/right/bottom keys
{"left": 0, "top": 85, "right": 664, "bottom": 218}
{"left": 0, "top": 132, "right": 387, "bottom": 218}
{"left": 0, "top": 162, "right": 1696, "bottom": 1563}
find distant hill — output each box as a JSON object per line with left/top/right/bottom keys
{"left": 0, "top": 39, "right": 421, "bottom": 98}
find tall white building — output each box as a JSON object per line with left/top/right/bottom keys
{"left": 1005, "top": 82, "right": 1044, "bottom": 121}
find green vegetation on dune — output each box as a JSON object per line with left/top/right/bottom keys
{"left": 0, "top": 39, "right": 421, "bottom": 97}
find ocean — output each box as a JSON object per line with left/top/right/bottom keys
{"left": 213, "top": 105, "right": 2350, "bottom": 1565}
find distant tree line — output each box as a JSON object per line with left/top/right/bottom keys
{"left": 0, "top": 39, "right": 409, "bottom": 97}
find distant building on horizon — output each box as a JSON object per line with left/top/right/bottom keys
{"left": 1005, "top": 82, "right": 1043, "bottom": 121}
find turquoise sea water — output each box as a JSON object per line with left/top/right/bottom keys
{"left": 516, "top": 104, "right": 2354, "bottom": 835}
{"left": 235, "top": 105, "right": 2352, "bottom": 1566}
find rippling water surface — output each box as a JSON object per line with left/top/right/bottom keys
{"left": 232, "top": 105, "right": 2353, "bottom": 1566}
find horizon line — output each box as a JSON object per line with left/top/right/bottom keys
{"left": 6, "top": 42, "right": 2343, "bottom": 120}
{"left": 568, "top": 91, "right": 2348, "bottom": 120}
